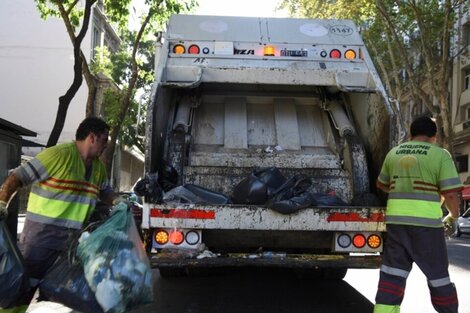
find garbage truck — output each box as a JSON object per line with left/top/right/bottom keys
{"left": 140, "top": 14, "right": 403, "bottom": 278}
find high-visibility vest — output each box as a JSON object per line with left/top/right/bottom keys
{"left": 377, "top": 141, "right": 462, "bottom": 227}
{"left": 21, "top": 142, "right": 109, "bottom": 229}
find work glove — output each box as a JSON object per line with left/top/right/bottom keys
{"left": 0, "top": 200, "right": 7, "bottom": 220}
{"left": 442, "top": 214, "right": 457, "bottom": 238}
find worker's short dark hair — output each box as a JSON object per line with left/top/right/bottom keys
{"left": 410, "top": 115, "right": 437, "bottom": 138}
{"left": 75, "top": 117, "right": 110, "bottom": 141}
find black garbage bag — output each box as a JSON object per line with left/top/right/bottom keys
{"left": 164, "top": 184, "right": 231, "bottom": 205}
{"left": 311, "top": 193, "right": 349, "bottom": 206}
{"left": 267, "top": 174, "right": 316, "bottom": 214}
{"left": 39, "top": 247, "right": 103, "bottom": 313}
{"left": 158, "top": 161, "right": 178, "bottom": 192}
{"left": 134, "top": 173, "right": 163, "bottom": 204}
{"left": 0, "top": 220, "right": 30, "bottom": 309}
{"left": 232, "top": 167, "right": 287, "bottom": 205}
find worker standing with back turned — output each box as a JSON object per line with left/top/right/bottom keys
{"left": 374, "top": 115, "right": 462, "bottom": 313}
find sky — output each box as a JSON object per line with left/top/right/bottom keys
{"left": 194, "top": 0, "right": 289, "bottom": 18}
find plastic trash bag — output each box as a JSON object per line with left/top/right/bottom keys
{"left": 134, "top": 173, "right": 163, "bottom": 204}
{"left": 232, "top": 167, "right": 287, "bottom": 205}
{"left": 267, "top": 174, "right": 315, "bottom": 214}
{"left": 164, "top": 184, "right": 231, "bottom": 205}
{"left": 77, "top": 203, "right": 153, "bottom": 313}
{"left": 311, "top": 193, "right": 349, "bottom": 206}
{"left": 0, "top": 220, "right": 30, "bottom": 308}
{"left": 158, "top": 161, "right": 178, "bottom": 192}
{"left": 39, "top": 247, "right": 103, "bottom": 313}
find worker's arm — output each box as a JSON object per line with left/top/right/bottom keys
{"left": 0, "top": 173, "right": 22, "bottom": 219}
{"left": 442, "top": 191, "right": 460, "bottom": 219}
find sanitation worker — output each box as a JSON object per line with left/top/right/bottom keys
{"left": 0, "top": 116, "right": 114, "bottom": 313}
{"left": 374, "top": 115, "right": 462, "bottom": 313}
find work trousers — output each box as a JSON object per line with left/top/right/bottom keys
{"left": 374, "top": 224, "right": 458, "bottom": 313}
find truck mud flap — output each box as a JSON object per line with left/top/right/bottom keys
{"left": 150, "top": 254, "right": 381, "bottom": 269}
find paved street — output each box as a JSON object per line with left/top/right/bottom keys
{"left": 19, "top": 213, "right": 469, "bottom": 313}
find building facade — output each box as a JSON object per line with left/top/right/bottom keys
{"left": 451, "top": 5, "right": 470, "bottom": 183}
{"left": 0, "top": 0, "right": 119, "bottom": 146}
{"left": 0, "top": 1, "right": 144, "bottom": 191}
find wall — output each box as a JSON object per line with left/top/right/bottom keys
{"left": 0, "top": 0, "right": 92, "bottom": 145}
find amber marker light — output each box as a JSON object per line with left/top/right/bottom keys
{"left": 352, "top": 234, "right": 366, "bottom": 248}
{"left": 169, "top": 230, "right": 184, "bottom": 245}
{"left": 264, "top": 46, "right": 275, "bottom": 56}
{"left": 155, "top": 229, "right": 169, "bottom": 245}
{"left": 344, "top": 49, "right": 356, "bottom": 60}
{"left": 367, "top": 234, "right": 382, "bottom": 249}
{"left": 173, "top": 44, "right": 185, "bottom": 54}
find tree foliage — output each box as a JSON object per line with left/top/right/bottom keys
{"left": 279, "top": 0, "right": 469, "bottom": 149}
{"left": 35, "top": 0, "right": 196, "bottom": 179}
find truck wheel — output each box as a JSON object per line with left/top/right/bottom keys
{"left": 322, "top": 268, "right": 347, "bottom": 280}
{"left": 159, "top": 267, "right": 187, "bottom": 278}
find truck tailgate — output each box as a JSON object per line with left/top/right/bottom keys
{"left": 143, "top": 204, "right": 386, "bottom": 232}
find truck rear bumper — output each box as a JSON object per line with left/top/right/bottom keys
{"left": 150, "top": 253, "right": 381, "bottom": 269}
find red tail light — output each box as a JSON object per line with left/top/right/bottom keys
{"left": 169, "top": 230, "right": 184, "bottom": 245}
{"left": 352, "top": 234, "right": 366, "bottom": 248}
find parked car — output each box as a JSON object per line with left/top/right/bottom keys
{"left": 455, "top": 208, "right": 470, "bottom": 237}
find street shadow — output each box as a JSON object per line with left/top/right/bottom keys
{"left": 132, "top": 268, "right": 374, "bottom": 313}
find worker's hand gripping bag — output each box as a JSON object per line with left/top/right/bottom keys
{"left": 76, "top": 202, "right": 154, "bottom": 313}
{"left": 0, "top": 220, "right": 30, "bottom": 308}
{"left": 39, "top": 241, "right": 103, "bottom": 313}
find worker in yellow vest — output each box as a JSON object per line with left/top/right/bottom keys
{"left": 374, "top": 116, "right": 462, "bottom": 313}
{"left": 0, "top": 117, "right": 114, "bottom": 313}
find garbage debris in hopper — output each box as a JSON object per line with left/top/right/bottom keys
{"left": 140, "top": 166, "right": 349, "bottom": 214}
{"left": 163, "top": 184, "right": 231, "bottom": 205}
{"left": 76, "top": 202, "right": 153, "bottom": 313}
{"left": 134, "top": 173, "right": 163, "bottom": 204}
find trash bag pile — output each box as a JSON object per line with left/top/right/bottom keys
{"left": 76, "top": 202, "right": 153, "bottom": 313}
{"left": 136, "top": 166, "right": 350, "bottom": 215}
{"left": 163, "top": 184, "right": 231, "bottom": 205}
{"left": 40, "top": 249, "right": 103, "bottom": 313}
{"left": 0, "top": 221, "right": 30, "bottom": 309}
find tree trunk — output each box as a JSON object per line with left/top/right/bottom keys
{"left": 47, "top": 0, "right": 97, "bottom": 147}
{"left": 102, "top": 10, "right": 154, "bottom": 177}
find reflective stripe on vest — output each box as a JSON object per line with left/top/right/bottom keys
{"left": 388, "top": 192, "right": 440, "bottom": 202}
{"left": 440, "top": 177, "right": 462, "bottom": 188}
{"left": 26, "top": 211, "right": 83, "bottom": 229}
{"left": 385, "top": 215, "right": 442, "bottom": 227}
{"left": 27, "top": 178, "right": 99, "bottom": 226}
